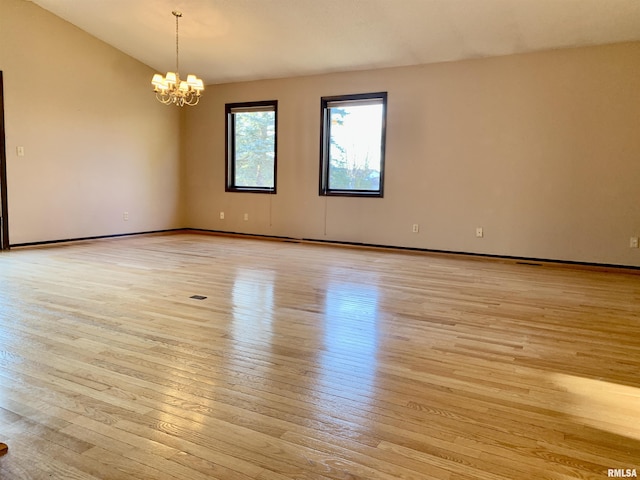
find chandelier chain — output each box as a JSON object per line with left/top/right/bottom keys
{"left": 175, "top": 11, "right": 180, "bottom": 75}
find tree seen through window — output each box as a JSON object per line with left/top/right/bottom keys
{"left": 320, "top": 92, "right": 387, "bottom": 197}
{"left": 226, "top": 101, "right": 277, "bottom": 193}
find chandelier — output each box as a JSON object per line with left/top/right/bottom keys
{"left": 151, "top": 11, "right": 204, "bottom": 106}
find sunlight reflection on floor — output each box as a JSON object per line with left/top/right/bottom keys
{"left": 318, "top": 281, "right": 380, "bottom": 404}
{"left": 551, "top": 372, "right": 640, "bottom": 442}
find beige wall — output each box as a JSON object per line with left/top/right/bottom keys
{"left": 184, "top": 42, "right": 640, "bottom": 267}
{"left": 2, "top": 0, "right": 639, "bottom": 267}
{"left": 0, "top": 0, "right": 182, "bottom": 244}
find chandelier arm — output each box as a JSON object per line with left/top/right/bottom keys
{"left": 185, "top": 96, "right": 200, "bottom": 106}
{"left": 156, "top": 92, "right": 173, "bottom": 105}
{"left": 183, "top": 93, "right": 197, "bottom": 106}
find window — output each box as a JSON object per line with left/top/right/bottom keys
{"left": 226, "top": 101, "right": 277, "bottom": 193}
{"left": 319, "top": 92, "right": 387, "bottom": 197}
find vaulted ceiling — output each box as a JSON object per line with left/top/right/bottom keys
{"left": 31, "top": 0, "right": 640, "bottom": 85}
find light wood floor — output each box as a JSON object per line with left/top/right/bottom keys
{"left": 0, "top": 232, "right": 639, "bottom": 480}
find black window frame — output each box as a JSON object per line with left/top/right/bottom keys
{"left": 319, "top": 92, "right": 387, "bottom": 197}
{"left": 225, "top": 100, "right": 278, "bottom": 194}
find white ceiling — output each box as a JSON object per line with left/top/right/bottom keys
{"left": 30, "top": 0, "right": 640, "bottom": 85}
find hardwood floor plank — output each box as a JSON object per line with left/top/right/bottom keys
{"left": 0, "top": 434, "right": 103, "bottom": 480}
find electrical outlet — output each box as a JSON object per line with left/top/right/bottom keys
{"left": 123, "top": 212, "right": 129, "bottom": 221}
{"left": 476, "top": 227, "right": 483, "bottom": 238}
{"left": 630, "top": 237, "right": 639, "bottom": 248}
{"left": 219, "top": 212, "right": 224, "bottom": 220}
{"left": 243, "top": 213, "right": 249, "bottom": 221}
{"left": 412, "top": 224, "right": 419, "bottom": 233}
